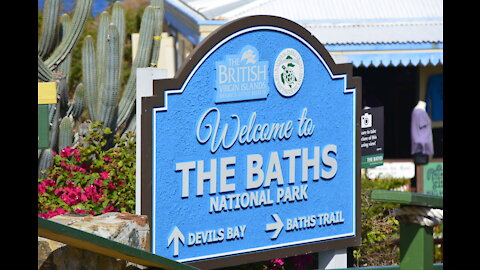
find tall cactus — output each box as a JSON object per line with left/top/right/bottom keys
{"left": 57, "top": 13, "right": 73, "bottom": 85}
{"left": 97, "top": 24, "right": 121, "bottom": 131}
{"left": 80, "top": 2, "right": 163, "bottom": 135}
{"left": 39, "top": 0, "right": 164, "bottom": 156}
{"left": 82, "top": 35, "right": 98, "bottom": 120}
{"left": 96, "top": 11, "right": 111, "bottom": 89}
{"left": 43, "top": 0, "right": 93, "bottom": 71}
{"left": 116, "top": 6, "right": 156, "bottom": 129}
{"left": 111, "top": 1, "right": 126, "bottom": 81}
{"left": 38, "top": 0, "right": 61, "bottom": 59}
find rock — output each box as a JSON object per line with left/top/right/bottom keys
{"left": 38, "top": 212, "right": 150, "bottom": 270}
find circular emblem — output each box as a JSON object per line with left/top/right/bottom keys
{"left": 274, "top": 48, "right": 304, "bottom": 97}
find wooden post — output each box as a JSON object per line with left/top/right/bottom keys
{"left": 415, "top": 164, "right": 424, "bottom": 193}
{"left": 318, "top": 249, "right": 347, "bottom": 269}
{"left": 372, "top": 190, "right": 442, "bottom": 270}
{"left": 38, "top": 82, "right": 57, "bottom": 149}
{"left": 400, "top": 223, "right": 433, "bottom": 270}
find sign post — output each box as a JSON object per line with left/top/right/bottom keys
{"left": 38, "top": 82, "right": 57, "bottom": 149}
{"left": 140, "top": 15, "right": 361, "bottom": 269}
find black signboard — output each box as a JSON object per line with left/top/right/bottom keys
{"left": 360, "top": 106, "right": 384, "bottom": 168}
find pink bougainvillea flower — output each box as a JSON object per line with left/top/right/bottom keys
{"left": 85, "top": 184, "right": 104, "bottom": 203}
{"left": 54, "top": 187, "right": 63, "bottom": 195}
{"left": 101, "top": 205, "right": 116, "bottom": 214}
{"left": 38, "top": 184, "right": 46, "bottom": 195}
{"left": 58, "top": 185, "right": 85, "bottom": 206}
{"left": 104, "top": 156, "right": 112, "bottom": 162}
{"left": 75, "top": 209, "right": 87, "bottom": 214}
{"left": 99, "top": 171, "right": 110, "bottom": 180}
{"left": 107, "top": 181, "right": 116, "bottom": 190}
{"left": 271, "top": 258, "right": 284, "bottom": 265}
{"left": 60, "top": 147, "right": 74, "bottom": 158}
{"left": 38, "top": 179, "right": 57, "bottom": 195}
{"left": 39, "top": 207, "right": 68, "bottom": 219}
{"left": 94, "top": 179, "right": 103, "bottom": 187}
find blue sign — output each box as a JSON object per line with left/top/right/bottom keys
{"left": 143, "top": 16, "right": 361, "bottom": 266}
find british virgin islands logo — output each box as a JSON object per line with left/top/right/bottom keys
{"left": 274, "top": 48, "right": 304, "bottom": 97}
{"left": 215, "top": 45, "right": 269, "bottom": 103}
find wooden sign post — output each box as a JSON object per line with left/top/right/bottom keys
{"left": 38, "top": 82, "right": 56, "bottom": 149}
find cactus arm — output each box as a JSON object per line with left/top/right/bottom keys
{"left": 96, "top": 11, "right": 111, "bottom": 89}
{"left": 111, "top": 1, "right": 126, "bottom": 81}
{"left": 82, "top": 35, "right": 98, "bottom": 121}
{"left": 38, "top": 55, "right": 53, "bottom": 82}
{"left": 57, "top": 14, "right": 73, "bottom": 83}
{"left": 58, "top": 116, "right": 74, "bottom": 151}
{"left": 38, "top": 0, "right": 61, "bottom": 59}
{"left": 49, "top": 101, "right": 61, "bottom": 152}
{"left": 44, "top": 0, "right": 93, "bottom": 71}
{"left": 116, "top": 6, "right": 155, "bottom": 128}
{"left": 54, "top": 74, "right": 69, "bottom": 118}
{"left": 97, "top": 24, "right": 121, "bottom": 132}
{"left": 38, "top": 149, "right": 55, "bottom": 178}
{"left": 149, "top": 0, "right": 165, "bottom": 66}
{"left": 67, "top": 83, "right": 85, "bottom": 120}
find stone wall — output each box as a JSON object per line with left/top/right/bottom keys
{"left": 38, "top": 212, "right": 150, "bottom": 270}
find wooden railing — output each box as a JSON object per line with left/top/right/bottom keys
{"left": 38, "top": 217, "right": 198, "bottom": 270}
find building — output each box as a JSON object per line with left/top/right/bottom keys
{"left": 161, "top": 0, "right": 443, "bottom": 163}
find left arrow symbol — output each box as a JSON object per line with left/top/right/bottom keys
{"left": 167, "top": 226, "right": 185, "bottom": 257}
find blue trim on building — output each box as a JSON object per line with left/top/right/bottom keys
{"left": 342, "top": 50, "right": 443, "bottom": 67}
{"left": 164, "top": 12, "right": 201, "bottom": 45}
{"left": 324, "top": 42, "right": 443, "bottom": 52}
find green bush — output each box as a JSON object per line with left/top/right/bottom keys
{"left": 353, "top": 176, "right": 409, "bottom": 267}
{"left": 38, "top": 122, "right": 136, "bottom": 218}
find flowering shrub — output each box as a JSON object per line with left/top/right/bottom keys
{"left": 38, "top": 122, "right": 136, "bottom": 219}
{"left": 219, "top": 254, "right": 314, "bottom": 270}
{"left": 352, "top": 176, "right": 409, "bottom": 267}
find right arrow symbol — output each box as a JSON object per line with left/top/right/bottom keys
{"left": 266, "top": 214, "right": 284, "bottom": 240}
{"left": 167, "top": 226, "right": 185, "bottom": 257}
